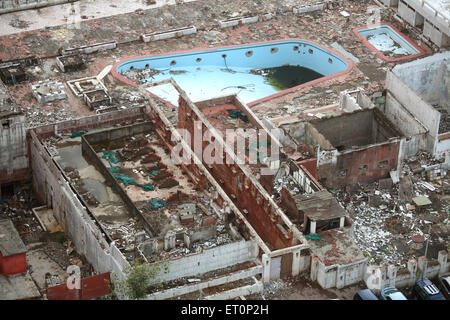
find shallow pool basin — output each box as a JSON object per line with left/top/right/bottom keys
{"left": 354, "top": 23, "right": 425, "bottom": 62}
{"left": 114, "top": 40, "right": 351, "bottom": 106}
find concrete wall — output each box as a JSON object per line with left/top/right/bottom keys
{"left": 29, "top": 130, "right": 135, "bottom": 300}
{"left": 392, "top": 52, "right": 450, "bottom": 111}
{"left": 312, "top": 257, "right": 368, "bottom": 289}
{"left": 147, "top": 240, "right": 259, "bottom": 284}
{"left": 398, "top": 0, "right": 424, "bottom": 26}
{"left": 145, "top": 265, "right": 262, "bottom": 300}
{"left": 384, "top": 91, "right": 428, "bottom": 158}
{"left": 436, "top": 133, "right": 450, "bottom": 159}
{"left": 386, "top": 70, "right": 440, "bottom": 153}
{"left": 285, "top": 121, "right": 334, "bottom": 151}
{"left": 0, "top": 113, "right": 29, "bottom": 184}
{"left": 30, "top": 130, "right": 119, "bottom": 274}
{"left": 400, "top": 0, "right": 450, "bottom": 42}
{"left": 364, "top": 251, "right": 450, "bottom": 292}
{"left": 81, "top": 124, "right": 156, "bottom": 236}
{"left": 311, "top": 109, "right": 401, "bottom": 149}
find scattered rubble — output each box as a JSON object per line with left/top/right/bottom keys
{"left": 334, "top": 152, "right": 450, "bottom": 267}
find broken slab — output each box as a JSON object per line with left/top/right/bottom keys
{"left": 0, "top": 273, "right": 41, "bottom": 300}
{"left": 293, "top": 3, "right": 326, "bottom": 14}
{"left": 141, "top": 26, "right": 197, "bottom": 42}
{"left": 219, "top": 16, "right": 259, "bottom": 28}
{"left": 62, "top": 40, "right": 117, "bottom": 55}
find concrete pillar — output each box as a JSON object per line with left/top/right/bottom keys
{"left": 291, "top": 249, "right": 301, "bottom": 276}
{"left": 438, "top": 251, "right": 448, "bottom": 275}
{"left": 418, "top": 256, "right": 425, "bottom": 273}
{"left": 339, "top": 217, "right": 345, "bottom": 228}
{"left": 262, "top": 254, "right": 271, "bottom": 283}
{"left": 310, "top": 221, "right": 316, "bottom": 234}
{"left": 164, "top": 231, "right": 176, "bottom": 251}
{"left": 408, "top": 259, "right": 418, "bottom": 286}
{"left": 387, "top": 265, "right": 398, "bottom": 287}
{"left": 378, "top": 267, "right": 387, "bottom": 290}
{"left": 310, "top": 256, "right": 319, "bottom": 282}
{"left": 336, "top": 266, "right": 345, "bottom": 289}
{"left": 365, "top": 266, "right": 383, "bottom": 292}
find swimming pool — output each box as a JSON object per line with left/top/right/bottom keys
{"left": 113, "top": 40, "right": 352, "bottom": 106}
{"left": 354, "top": 23, "right": 426, "bottom": 62}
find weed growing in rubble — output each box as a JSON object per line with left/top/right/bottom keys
{"left": 55, "top": 232, "right": 67, "bottom": 244}
{"left": 107, "top": 259, "right": 168, "bottom": 300}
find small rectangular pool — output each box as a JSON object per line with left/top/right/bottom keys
{"left": 354, "top": 23, "right": 426, "bottom": 62}
{"left": 112, "top": 40, "right": 352, "bottom": 106}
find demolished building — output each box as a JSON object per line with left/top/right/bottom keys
{"left": 0, "top": 0, "right": 448, "bottom": 300}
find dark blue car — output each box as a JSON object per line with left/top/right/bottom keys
{"left": 413, "top": 278, "right": 446, "bottom": 300}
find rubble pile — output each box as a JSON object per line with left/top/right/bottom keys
{"left": 334, "top": 152, "right": 450, "bottom": 267}
{"left": 0, "top": 184, "right": 42, "bottom": 244}
{"left": 273, "top": 175, "right": 302, "bottom": 198}
{"left": 23, "top": 103, "right": 76, "bottom": 127}
{"left": 105, "top": 217, "right": 145, "bottom": 252}
{"left": 121, "top": 68, "right": 164, "bottom": 84}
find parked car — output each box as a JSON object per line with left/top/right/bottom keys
{"left": 380, "top": 287, "right": 407, "bottom": 300}
{"left": 353, "top": 289, "right": 379, "bottom": 300}
{"left": 413, "top": 278, "right": 446, "bottom": 300}
{"left": 437, "top": 274, "right": 450, "bottom": 299}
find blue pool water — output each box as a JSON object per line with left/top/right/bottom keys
{"left": 116, "top": 40, "right": 349, "bottom": 105}
{"left": 357, "top": 25, "right": 420, "bottom": 56}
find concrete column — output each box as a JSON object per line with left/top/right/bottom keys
{"left": 310, "top": 221, "right": 316, "bottom": 234}
{"left": 310, "top": 256, "right": 319, "bottom": 282}
{"left": 438, "top": 251, "right": 448, "bottom": 275}
{"left": 291, "top": 249, "right": 301, "bottom": 276}
{"left": 339, "top": 217, "right": 345, "bottom": 228}
{"left": 164, "top": 231, "right": 176, "bottom": 251}
{"left": 408, "top": 259, "right": 418, "bottom": 286}
{"left": 336, "top": 266, "right": 345, "bottom": 289}
{"left": 378, "top": 267, "right": 387, "bottom": 290}
{"left": 262, "top": 254, "right": 271, "bottom": 283}
{"left": 387, "top": 265, "right": 398, "bottom": 287}
{"left": 418, "top": 256, "right": 425, "bottom": 273}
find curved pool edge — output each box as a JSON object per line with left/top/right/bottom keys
{"left": 111, "top": 38, "right": 355, "bottom": 108}
{"left": 353, "top": 22, "right": 430, "bottom": 62}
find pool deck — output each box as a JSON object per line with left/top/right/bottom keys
{"left": 0, "top": 0, "right": 436, "bottom": 128}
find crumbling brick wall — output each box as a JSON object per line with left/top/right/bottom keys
{"left": 177, "top": 97, "right": 294, "bottom": 250}
{"left": 319, "top": 142, "right": 400, "bottom": 188}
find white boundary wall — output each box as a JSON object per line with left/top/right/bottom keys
{"left": 147, "top": 240, "right": 259, "bottom": 284}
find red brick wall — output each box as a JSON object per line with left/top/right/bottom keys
{"left": 177, "top": 97, "right": 293, "bottom": 250}
{"left": 297, "top": 158, "right": 317, "bottom": 179}
{"left": 0, "top": 168, "right": 30, "bottom": 184}
{"left": 319, "top": 142, "right": 400, "bottom": 188}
